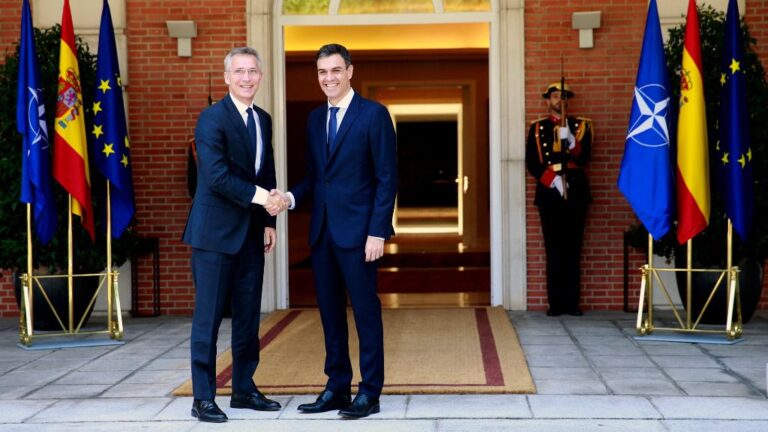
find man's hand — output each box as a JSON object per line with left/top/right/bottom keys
{"left": 551, "top": 175, "right": 564, "bottom": 196}
{"left": 559, "top": 126, "right": 576, "bottom": 150}
{"left": 264, "top": 189, "right": 288, "bottom": 216}
{"left": 364, "top": 236, "right": 385, "bottom": 262}
{"left": 264, "top": 227, "right": 276, "bottom": 253}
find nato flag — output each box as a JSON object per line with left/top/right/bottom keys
{"left": 718, "top": 0, "right": 753, "bottom": 241}
{"left": 618, "top": 0, "right": 674, "bottom": 240}
{"left": 92, "top": 0, "right": 135, "bottom": 238}
{"left": 17, "top": 0, "right": 56, "bottom": 244}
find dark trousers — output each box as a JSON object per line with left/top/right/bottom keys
{"left": 190, "top": 221, "right": 265, "bottom": 400}
{"left": 537, "top": 178, "right": 588, "bottom": 314}
{"left": 311, "top": 224, "right": 384, "bottom": 398}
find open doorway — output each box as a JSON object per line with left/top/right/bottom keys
{"left": 282, "top": 26, "right": 490, "bottom": 308}
{"left": 389, "top": 103, "right": 462, "bottom": 235}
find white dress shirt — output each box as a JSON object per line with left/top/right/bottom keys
{"left": 229, "top": 94, "right": 269, "bottom": 205}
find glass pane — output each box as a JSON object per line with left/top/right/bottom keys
{"left": 283, "top": 0, "right": 330, "bottom": 15}
{"left": 444, "top": 0, "right": 491, "bottom": 12}
{"left": 339, "top": 0, "right": 435, "bottom": 14}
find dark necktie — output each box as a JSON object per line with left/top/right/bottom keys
{"left": 327, "top": 106, "right": 340, "bottom": 156}
{"left": 246, "top": 107, "right": 257, "bottom": 155}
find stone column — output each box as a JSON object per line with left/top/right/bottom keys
{"left": 498, "top": 0, "right": 527, "bottom": 310}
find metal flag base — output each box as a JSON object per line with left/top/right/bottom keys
{"left": 633, "top": 333, "right": 744, "bottom": 345}
{"left": 17, "top": 337, "right": 125, "bottom": 351}
{"left": 635, "top": 221, "right": 743, "bottom": 341}
{"left": 18, "top": 271, "right": 125, "bottom": 348}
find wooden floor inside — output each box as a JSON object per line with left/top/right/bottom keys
{"left": 288, "top": 232, "right": 490, "bottom": 308}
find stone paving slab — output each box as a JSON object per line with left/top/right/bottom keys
{"left": 102, "top": 382, "right": 179, "bottom": 398}
{"left": 406, "top": 394, "right": 530, "bottom": 419}
{"left": 662, "top": 419, "right": 768, "bottom": 432}
{"left": 0, "top": 422, "right": 197, "bottom": 432}
{"left": 528, "top": 395, "right": 660, "bottom": 419}
{"left": 603, "top": 378, "right": 682, "bottom": 396}
{"left": 53, "top": 370, "right": 133, "bottom": 385}
{"left": 437, "top": 419, "right": 668, "bottom": 431}
{"left": 534, "top": 379, "right": 608, "bottom": 395}
{"left": 188, "top": 419, "right": 436, "bottom": 432}
{"left": 26, "top": 397, "right": 172, "bottom": 423}
{"left": 529, "top": 366, "right": 599, "bottom": 381}
{"left": 652, "top": 396, "right": 768, "bottom": 419}
{"left": 25, "top": 383, "right": 112, "bottom": 399}
{"left": 0, "top": 399, "right": 56, "bottom": 423}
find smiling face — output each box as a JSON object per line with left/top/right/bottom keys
{"left": 316, "top": 53, "right": 353, "bottom": 105}
{"left": 224, "top": 53, "right": 262, "bottom": 105}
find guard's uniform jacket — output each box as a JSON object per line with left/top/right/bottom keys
{"left": 525, "top": 115, "right": 593, "bottom": 315}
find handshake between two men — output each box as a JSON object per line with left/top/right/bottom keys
{"left": 263, "top": 189, "right": 291, "bottom": 217}
{"left": 261, "top": 187, "right": 386, "bottom": 262}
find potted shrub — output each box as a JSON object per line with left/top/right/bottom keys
{"left": 628, "top": 5, "right": 768, "bottom": 323}
{"left": 0, "top": 25, "right": 134, "bottom": 330}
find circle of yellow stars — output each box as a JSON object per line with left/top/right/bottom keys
{"left": 91, "top": 76, "right": 130, "bottom": 168}
{"left": 717, "top": 57, "right": 752, "bottom": 169}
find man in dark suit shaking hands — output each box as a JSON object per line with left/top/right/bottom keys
{"left": 269, "top": 44, "right": 397, "bottom": 419}
{"left": 183, "top": 47, "right": 286, "bottom": 423}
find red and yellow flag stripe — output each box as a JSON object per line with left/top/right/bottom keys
{"left": 675, "top": 0, "right": 710, "bottom": 244}
{"left": 52, "top": 0, "right": 94, "bottom": 240}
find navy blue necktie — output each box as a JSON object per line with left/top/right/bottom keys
{"left": 327, "top": 106, "right": 340, "bottom": 156}
{"left": 246, "top": 107, "right": 257, "bottom": 155}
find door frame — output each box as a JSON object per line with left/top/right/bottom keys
{"left": 261, "top": 0, "right": 527, "bottom": 310}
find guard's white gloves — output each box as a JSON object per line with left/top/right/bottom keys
{"left": 559, "top": 126, "right": 576, "bottom": 150}
{"left": 550, "top": 175, "right": 564, "bottom": 196}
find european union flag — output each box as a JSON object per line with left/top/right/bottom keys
{"left": 718, "top": 0, "right": 753, "bottom": 240}
{"left": 17, "top": 0, "right": 56, "bottom": 244}
{"left": 618, "top": 0, "right": 674, "bottom": 240}
{"left": 92, "top": 0, "right": 135, "bottom": 238}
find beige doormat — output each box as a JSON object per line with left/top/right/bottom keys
{"left": 173, "top": 307, "right": 535, "bottom": 395}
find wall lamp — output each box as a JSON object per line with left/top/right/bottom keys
{"left": 166, "top": 20, "right": 197, "bottom": 57}
{"left": 572, "top": 11, "right": 601, "bottom": 49}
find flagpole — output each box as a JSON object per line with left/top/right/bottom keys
{"left": 23, "top": 204, "right": 34, "bottom": 341}
{"left": 68, "top": 195, "right": 74, "bottom": 333}
{"left": 106, "top": 180, "right": 113, "bottom": 335}
{"left": 686, "top": 239, "right": 693, "bottom": 329}
{"left": 726, "top": 219, "right": 736, "bottom": 334}
{"left": 647, "top": 233, "right": 654, "bottom": 324}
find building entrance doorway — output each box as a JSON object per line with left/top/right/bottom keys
{"left": 390, "top": 104, "right": 462, "bottom": 235}
{"left": 280, "top": 22, "right": 491, "bottom": 308}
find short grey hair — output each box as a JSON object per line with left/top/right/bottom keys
{"left": 224, "top": 47, "right": 263, "bottom": 71}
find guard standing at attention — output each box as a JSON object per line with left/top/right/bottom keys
{"left": 525, "top": 82, "right": 592, "bottom": 316}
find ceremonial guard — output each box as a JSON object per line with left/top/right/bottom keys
{"left": 525, "top": 82, "right": 592, "bottom": 316}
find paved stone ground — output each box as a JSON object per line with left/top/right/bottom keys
{"left": 1, "top": 310, "right": 767, "bottom": 431}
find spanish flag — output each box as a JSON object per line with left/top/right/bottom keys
{"left": 675, "top": 0, "right": 710, "bottom": 244}
{"left": 53, "top": 0, "right": 95, "bottom": 240}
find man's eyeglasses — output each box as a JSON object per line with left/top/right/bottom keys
{"left": 229, "top": 68, "right": 261, "bottom": 77}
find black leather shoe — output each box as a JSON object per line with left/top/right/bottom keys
{"left": 298, "top": 389, "right": 351, "bottom": 413}
{"left": 338, "top": 393, "right": 380, "bottom": 419}
{"left": 546, "top": 309, "right": 563, "bottom": 317}
{"left": 191, "top": 399, "right": 228, "bottom": 423}
{"left": 567, "top": 309, "right": 583, "bottom": 316}
{"left": 230, "top": 391, "right": 281, "bottom": 411}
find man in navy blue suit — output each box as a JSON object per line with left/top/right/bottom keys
{"left": 182, "top": 47, "right": 286, "bottom": 423}
{"left": 269, "top": 43, "right": 397, "bottom": 419}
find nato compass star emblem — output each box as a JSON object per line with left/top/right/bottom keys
{"left": 26, "top": 87, "right": 49, "bottom": 151}
{"left": 626, "top": 83, "right": 669, "bottom": 148}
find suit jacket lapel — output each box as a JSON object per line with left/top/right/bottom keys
{"left": 327, "top": 93, "right": 361, "bottom": 164}
{"left": 255, "top": 104, "right": 268, "bottom": 174}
